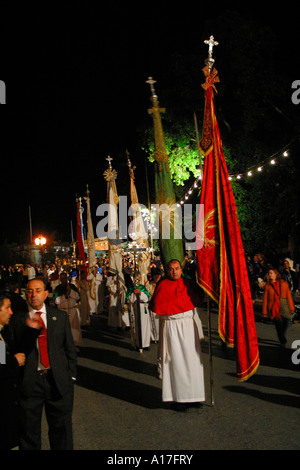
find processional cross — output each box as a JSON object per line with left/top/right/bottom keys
{"left": 104, "top": 155, "right": 117, "bottom": 182}
{"left": 146, "top": 76, "right": 165, "bottom": 113}
{"left": 146, "top": 77, "right": 157, "bottom": 98}
{"left": 145, "top": 76, "right": 167, "bottom": 171}
{"left": 106, "top": 155, "right": 113, "bottom": 169}
{"left": 204, "top": 35, "right": 219, "bottom": 72}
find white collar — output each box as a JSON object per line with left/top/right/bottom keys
{"left": 28, "top": 303, "right": 47, "bottom": 316}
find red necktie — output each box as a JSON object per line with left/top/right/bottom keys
{"left": 37, "top": 312, "right": 50, "bottom": 369}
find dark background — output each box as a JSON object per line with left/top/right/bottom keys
{"left": 0, "top": 1, "right": 299, "bottom": 245}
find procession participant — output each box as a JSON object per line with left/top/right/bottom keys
{"left": 87, "top": 265, "right": 102, "bottom": 314}
{"left": 146, "top": 268, "right": 162, "bottom": 343}
{"left": 107, "top": 273, "right": 128, "bottom": 329}
{"left": 126, "top": 274, "right": 151, "bottom": 352}
{"left": 49, "top": 264, "right": 60, "bottom": 293}
{"left": 97, "top": 263, "right": 106, "bottom": 313}
{"left": 149, "top": 259, "right": 205, "bottom": 412}
{"left": 146, "top": 268, "right": 163, "bottom": 376}
{"left": 53, "top": 272, "right": 82, "bottom": 348}
{"left": 74, "top": 269, "right": 91, "bottom": 327}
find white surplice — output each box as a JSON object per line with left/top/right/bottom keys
{"left": 158, "top": 308, "right": 205, "bottom": 403}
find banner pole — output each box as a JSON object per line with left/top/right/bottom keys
{"left": 207, "top": 296, "right": 215, "bottom": 406}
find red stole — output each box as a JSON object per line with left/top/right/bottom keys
{"left": 149, "top": 277, "right": 202, "bottom": 315}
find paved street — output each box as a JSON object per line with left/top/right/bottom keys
{"left": 41, "top": 303, "right": 300, "bottom": 451}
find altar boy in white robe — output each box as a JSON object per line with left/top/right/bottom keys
{"left": 149, "top": 259, "right": 205, "bottom": 412}
{"left": 126, "top": 275, "right": 151, "bottom": 352}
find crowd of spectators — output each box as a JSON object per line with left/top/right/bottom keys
{"left": 0, "top": 251, "right": 298, "bottom": 306}
{"left": 245, "top": 252, "right": 299, "bottom": 302}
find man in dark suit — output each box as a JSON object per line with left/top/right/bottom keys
{"left": 0, "top": 292, "right": 26, "bottom": 450}
{"left": 16, "top": 277, "right": 77, "bottom": 450}
{"left": 6, "top": 280, "right": 28, "bottom": 314}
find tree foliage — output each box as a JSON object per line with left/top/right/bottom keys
{"left": 144, "top": 122, "right": 201, "bottom": 188}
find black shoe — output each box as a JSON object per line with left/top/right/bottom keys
{"left": 187, "top": 402, "right": 203, "bottom": 409}
{"left": 170, "top": 402, "right": 187, "bottom": 412}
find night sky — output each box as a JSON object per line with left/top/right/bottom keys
{"left": 0, "top": 1, "right": 299, "bottom": 246}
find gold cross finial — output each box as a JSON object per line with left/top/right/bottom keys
{"left": 106, "top": 155, "right": 113, "bottom": 169}
{"left": 204, "top": 35, "right": 219, "bottom": 54}
{"left": 146, "top": 76, "right": 157, "bottom": 98}
{"left": 204, "top": 35, "right": 219, "bottom": 72}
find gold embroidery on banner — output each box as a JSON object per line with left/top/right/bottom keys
{"left": 197, "top": 209, "right": 218, "bottom": 250}
{"left": 199, "top": 67, "right": 220, "bottom": 156}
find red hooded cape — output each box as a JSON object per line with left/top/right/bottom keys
{"left": 149, "top": 277, "right": 203, "bottom": 315}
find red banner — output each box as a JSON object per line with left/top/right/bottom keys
{"left": 196, "top": 74, "right": 259, "bottom": 381}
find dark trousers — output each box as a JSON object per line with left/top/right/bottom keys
{"left": 273, "top": 317, "right": 289, "bottom": 345}
{"left": 19, "top": 371, "right": 74, "bottom": 450}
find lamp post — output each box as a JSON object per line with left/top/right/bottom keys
{"left": 34, "top": 235, "right": 47, "bottom": 267}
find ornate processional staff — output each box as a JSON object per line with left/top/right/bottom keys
{"left": 201, "top": 35, "right": 219, "bottom": 407}
{"left": 146, "top": 77, "right": 168, "bottom": 172}
{"left": 194, "top": 37, "right": 219, "bottom": 176}
{"left": 199, "top": 37, "right": 220, "bottom": 157}
{"left": 146, "top": 76, "right": 184, "bottom": 266}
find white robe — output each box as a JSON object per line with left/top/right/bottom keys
{"left": 157, "top": 308, "right": 205, "bottom": 403}
{"left": 55, "top": 289, "right": 82, "bottom": 346}
{"left": 107, "top": 276, "right": 129, "bottom": 329}
{"left": 146, "top": 281, "right": 159, "bottom": 342}
{"left": 87, "top": 271, "right": 102, "bottom": 314}
{"left": 128, "top": 291, "right": 151, "bottom": 349}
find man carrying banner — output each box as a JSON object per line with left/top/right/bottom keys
{"left": 149, "top": 259, "right": 205, "bottom": 412}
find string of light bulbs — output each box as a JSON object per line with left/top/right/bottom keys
{"left": 176, "top": 137, "right": 298, "bottom": 206}
{"left": 228, "top": 149, "right": 289, "bottom": 181}
{"left": 177, "top": 173, "right": 203, "bottom": 207}
{"left": 144, "top": 145, "right": 292, "bottom": 233}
